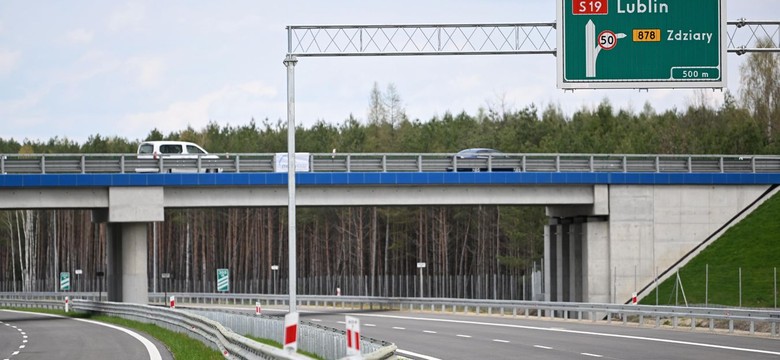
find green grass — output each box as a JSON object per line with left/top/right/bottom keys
{"left": 641, "top": 190, "right": 780, "bottom": 308}
{"left": 2, "top": 307, "right": 223, "bottom": 359}
{"left": 244, "top": 335, "right": 324, "bottom": 360}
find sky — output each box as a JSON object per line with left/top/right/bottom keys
{"left": 0, "top": 1, "right": 778, "bottom": 145}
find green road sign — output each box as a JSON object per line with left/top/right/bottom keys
{"left": 60, "top": 272, "right": 70, "bottom": 291}
{"left": 216, "top": 268, "right": 229, "bottom": 292}
{"left": 557, "top": 0, "right": 726, "bottom": 89}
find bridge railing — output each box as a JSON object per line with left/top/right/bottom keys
{"left": 2, "top": 153, "right": 780, "bottom": 174}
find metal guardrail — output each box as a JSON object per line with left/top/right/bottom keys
{"left": 2, "top": 153, "right": 780, "bottom": 174}
{"left": 2, "top": 292, "right": 778, "bottom": 337}
{"left": 145, "top": 293, "right": 779, "bottom": 338}
{"left": 72, "top": 300, "right": 308, "bottom": 360}
{"left": 0, "top": 293, "right": 397, "bottom": 360}
{"left": 188, "top": 307, "right": 395, "bottom": 360}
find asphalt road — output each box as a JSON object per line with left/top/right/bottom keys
{"left": 0, "top": 310, "right": 172, "bottom": 360}
{"left": 249, "top": 306, "right": 780, "bottom": 360}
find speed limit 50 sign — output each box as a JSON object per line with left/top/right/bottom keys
{"left": 557, "top": 0, "right": 726, "bottom": 89}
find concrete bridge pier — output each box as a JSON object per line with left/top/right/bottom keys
{"left": 94, "top": 187, "right": 164, "bottom": 304}
{"left": 544, "top": 217, "right": 606, "bottom": 320}
{"left": 104, "top": 223, "right": 148, "bottom": 304}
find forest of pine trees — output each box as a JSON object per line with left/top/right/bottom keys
{"left": 1, "top": 48, "right": 778, "bottom": 298}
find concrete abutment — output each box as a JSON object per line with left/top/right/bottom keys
{"left": 545, "top": 184, "right": 772, "bottom": 304}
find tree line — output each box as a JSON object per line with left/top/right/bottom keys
{"left": 0, "top": 45, "right": 778, "bottom": 296}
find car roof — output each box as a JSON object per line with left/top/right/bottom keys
{"left": 139, "top": 141, "right": 200, "bottom": 146}
{"left": 457, "top": 148, "right": 503, "bottom": 153}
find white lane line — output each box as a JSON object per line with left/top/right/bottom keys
{"left": 75, "top": 318, "right": 163, "bottom": 360}
{"left": 423, "top": 330, "right": 437, "bottom": 334}
{"left": 364, "top": 323, "right": 376, "bottom": 327}
{"left": 582, "top": 353, "right": 603, "bottom": 358}
{"left": 12, "top": 351, "right": 19, "bottom": 356}
{"left": 534, "top": 345, "right": 553, "bottom": 350}
{"left": 310, "top": 319, "right": 322, "bottom": 322}
{"left": 337, "top": 321, "right": 346, "bottom": 324}
{"left": 456, "top": 334, "right": 471, "bottom": 338}
{"left": 396, "top": 349, "right": 443, "bottom": 360}
{"left": 392, "top": 326, "right": 406, "bottom": 330}
{"left": 3, "top": 310, "right": 162, "bottom": 360}
{"left": 356, "top": 313, "right": 780, "bottom": 357}
{"left": 493, "top": 339, "right": 510, "bottom": 343}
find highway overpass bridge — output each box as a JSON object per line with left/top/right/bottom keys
{"left": 1, "top": 153, "right": 779, "bottom": 305}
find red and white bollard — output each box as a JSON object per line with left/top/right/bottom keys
{"left": 632, "top": 292, "right": 638, "bottom": 305}
{"left": 169, "top": 295, "right": 176, "bottom": 309}
{"left": 64, "top": 296, "right": 70, "bottom": 313}
{"left": 345, "top": 315, "right": 362, "bottom": 358}
{"left": 284, "top": 312, "right": 299, "bottom": 353}
{"left": 255, "top": 301, "right": 262, "bottom": 316}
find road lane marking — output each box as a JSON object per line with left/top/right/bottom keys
{"left": 3, "top": 310, "right": 163, "bottom": 360}
{"left": 365, "top": 323, "right": 376, "bottom": 327}
{"left": 456, "top": 334, "right": 471, "bottom": 338}
{"left": 582, "top": 353, "right": 603, "bottom": 358}
{"left": 534, "top": 345, "right": 553, "bottom": 350}
{"left": 310, "top": 319, "right": 322, "bottom": 322}
{"left": 76, "top": 318, "right": 163, "bottom": 360}
{"left": 393, "top": 326, "right": 406, "bottom": 330}
{"left": 337, "top": 321, "right": 346, "bottom": 324}
{"left": 357, "top": 313, "right": 780, "bottom": 356}
{"left": 423, "top": 330, "right": 437, "bottom": 334}
{"left": 397, "top": 349, "right": 443, "bottom": 360}
{"left": 493, "top": 339, "right": 510, "bottom": 343}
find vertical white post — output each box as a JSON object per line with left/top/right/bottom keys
{"left": 705, "top": 264, "right": 709, "bottom": 307}
{"left": 419, "top": 268, "right": 423, "bottom": 297}
{"left": 739, "top": 267, "right": 742, "bottom": 307}
{"left": 774, "top": 267, "right": 777, "bottom": 309}
{"left": 153, "top": 222, "right": 157, "bottom": 293}
{"left": 284, "top": 54, "right": 298, "bottom": 314}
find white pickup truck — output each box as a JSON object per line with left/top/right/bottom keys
{"left": 136, "top": 141, "right": 222, "bottom": 173}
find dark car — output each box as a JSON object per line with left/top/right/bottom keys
{"left": 447, "top": 148, "right": 515, "bottom": 172}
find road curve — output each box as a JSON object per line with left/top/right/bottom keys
{"left": 0, "top": 310, "right": 171, "bottom": 360}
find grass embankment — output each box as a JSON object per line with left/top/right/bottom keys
{"left": 3, "top": 307, "right": 223, "bottom": 359}
{"left": 641, "top": 190, "right": 780, "bottom": 307}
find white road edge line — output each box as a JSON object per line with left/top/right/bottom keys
{"left": 493, "top": 339, "right": 510, "bottom": 343}
{"left": 2, "top": 310, "right": 162, "bottom": 360}
{"left": 355, "top": 313, "right": 780, "bottom": 356}
{"left": 396, "top": 349, "right": 443, "bottom": 360}
{"left": 456, "top": 334, "right": 471, "bottom": 338}
{"left": 534, "top": 345, "right": 553, "bottom": 350}
{"left": 582, "top": 353, "right": 603, "bottom": 358}
{"left": 392, "top": 326, "right": 406, "bottom": 330}
{"left": 75, "top": 318, "right": 163, "bottom": 360}
{"left": 423, "top": 330, "right": 437, "bottom": 334}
